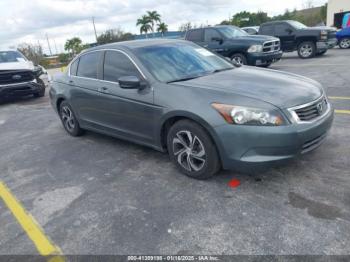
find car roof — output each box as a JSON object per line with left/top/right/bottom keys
{"left": 188, "top": 25, "right": 239, "bottom": 31}
{"left": 261, "top": 20, "right": 294, "bottom": 26}
{"left": 86, "top": 38, "right": 190, "bottom": 53}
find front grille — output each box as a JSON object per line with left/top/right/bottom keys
{"left": 263, "top": 40, "right": 280, "bottom": 53}
{"left": 0, "top": 70, "right": 34, "bottom": 85}
{"left": 301, "top": 133, "right": 327, "bottom": 154}
{"left": 293, "top": 96, "right": 328, "bottom": 122}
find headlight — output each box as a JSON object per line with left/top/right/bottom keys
{"left": 247, "top": 44, "right": 263, "bottom": 53}
{"left": 320, "top": 30, "right": 328, "bottom": 40}
{"left": 212, "top": 103, "right": 285, "bottom": 126}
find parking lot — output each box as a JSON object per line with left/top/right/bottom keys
{"left": 0, "top": 48, "right": 349, "bottom": 256}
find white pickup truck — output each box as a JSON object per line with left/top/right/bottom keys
{"left": 0, "top": 49, "right": 49, "bottom": 100}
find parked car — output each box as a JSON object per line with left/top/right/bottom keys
{"left": 241, "top": 26, "right": 259, "bottom": 35}
{"left": 184, "top": 25, "right": 282, "bottom": 67}
{"left": 336, "top": 27, "right": 350, "bottom": 49}
{"left": 259, "top": 20, "right": 338, "bottom": 58}
{"left": 50, "top": 39, "right": 334, "bottom": 179}
{"left": 0, "top": 49, "right": 48, "bottom": 100}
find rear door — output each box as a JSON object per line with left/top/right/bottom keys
{"left": 94, "top": 50, "right": 157, "bottom": 144}
{"left": 69, "top": 50, "right": 104, "bottom": 125}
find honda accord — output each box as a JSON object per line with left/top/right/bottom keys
{"left": 50, "top": 39, "right": 334, "bottom": 179}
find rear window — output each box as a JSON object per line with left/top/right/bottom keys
{"left": 186, "top": 29, "right": 203, "bottom": 42}
{"left": 70, "top": 59, "right": 79, "bottom": 76}
{"left": 260, "top": 25, "right": 274, "bottom": 35}
{"left": 77, "top": 52, "right": 100, "bottom": 79}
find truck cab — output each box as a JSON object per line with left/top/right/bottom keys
{"left": 259, "top": 20, "right": 338, "bottom": 58}
{"left": 185, "top": 25, "right": 282, "bottom": 67}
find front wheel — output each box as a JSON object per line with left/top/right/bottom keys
{"left": 167, "top": 120, "right": 220, "bottom": 179}
{"left": 59, "top": 101, "right": 84, "bottom": 136}
{"left": 339, "top": 38, "right": 350, "bottom": 49}
{"left": 297, "top": 41, "right": 316, "bottom": 59}
{"left": 230, "top": 53, "right": 247, "bottom": 66}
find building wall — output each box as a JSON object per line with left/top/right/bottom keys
{"left": 327, "top": 0, "right": 350, "bottom": 26}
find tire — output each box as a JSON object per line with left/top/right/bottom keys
{"left": 59, "top": 101, "right": 84, "bottom": 136}
{"left": 33, "top": 79, "right": 46, "bottom": 98}
{"left": 316, "top": 50, "right": 327, "bottom": 56}
{"left": 297, "top": 41, "right": 316, "bottom": 59}
{"left": 230, "top": 53, "right": 247, "bottom": 65}
{"left": 339, "top": 38, "right": 350, "bottom": 49}
{"left": 167, "top": 120, "right": 220, "bottom": 179}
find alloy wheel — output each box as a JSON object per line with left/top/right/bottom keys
{"left": 232, "top": 56, "right": 243, "bottom": 65}
{"left": 300, "top": 44, "right": 313, "bottom": 58}
{"left": 172, "top": 130, "right": 206, "bottom": 172}
{"left": 61, "top": 106, "right": 76, "bottom": 133}
{"left": 340, "top": 39, "right": 350, "bottom": 49}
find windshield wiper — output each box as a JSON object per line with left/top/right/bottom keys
{"left": 167, "top": 74, "right": 205, "bottom": 83}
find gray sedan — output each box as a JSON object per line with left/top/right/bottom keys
{"left": 50, "top": 39, "right": 334, "bottom": 179}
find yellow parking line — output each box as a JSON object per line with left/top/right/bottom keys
{"left": 329, "top": 96, "right": 350, "bottom": 100}
{"left": 335, "top": 110, "right": 350, "bottom": 114}
{"left": 0, "top": 181, "right": 64, "bottom": 261}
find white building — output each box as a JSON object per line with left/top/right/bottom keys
{"left": 327, "top": 0, "right": 350, "bottom": 27}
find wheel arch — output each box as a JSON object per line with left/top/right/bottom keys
{"left": 296, "top": 37, "right": 317, "bottom": 46}
{"left": 157, "top": 111, "right": 225, "bottom": 164}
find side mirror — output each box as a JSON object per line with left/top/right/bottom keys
{"left": 118, "top": 76, "right": 141, "bottom": 89}
{"left": 211, "top": 37, "right": 223, "bottom": 44}
{"left": 285, "top": 28, "right": 293, "bottom": 34}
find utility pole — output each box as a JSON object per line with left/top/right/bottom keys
{"left": 45, "top": 33, "right": 53, "bottom": 56}
{"left": 92, "top": 17, "right": 98, "bottom": 42}
{"left": 53, "top": 39, "right": 58, "bottom": 55}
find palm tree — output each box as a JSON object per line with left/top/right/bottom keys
{"left": 147, "top": 10, "right": 161, "bottom": 36}
{"left": 136, "top": 15, "right": 152, "bottom": 37}
{"left": 157, "top": 22, "right": 168, "bottom": 37}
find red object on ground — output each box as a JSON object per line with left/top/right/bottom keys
{"left": 228, "top": 179, "right": 240, "bottom": 188}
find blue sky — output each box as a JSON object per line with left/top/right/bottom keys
{"left": 0, "top": 0, "right": 327, "bottom": 54}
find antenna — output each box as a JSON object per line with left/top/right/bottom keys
{"left": 92, "top": 17, "right": 98, "bottom": 42}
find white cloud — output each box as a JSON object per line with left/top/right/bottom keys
{"left": 0, "top": 0, "right": 327, "bottom": 54}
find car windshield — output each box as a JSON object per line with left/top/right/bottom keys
{"left": 0, "top": 51, "right": 26, "bottom": 63}
{"left": 288, "top": 21, "right": 308, "bottom": 29}
{"left": 135, "top": 43, "right": 234, "bottom": 83}
{"left": 217, "top": 26, "right": 248, "bottom": 38}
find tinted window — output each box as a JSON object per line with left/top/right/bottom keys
{"left": 217, "top": 26, "right": 247, "bottom": 38}
{"left": 186, "top": 29, "right": 203, "bottom": 42}
{"left": 70, "top": 59, "right": 79, "bottom": 76}
{"left": 204, "top": 29, "right": 222, "bottom": 42}
{"left": 275, "top": 24, "right": 290, "bottom": 35}
{"left": 260, "top": 25, "right": 274, "bottom": 35}
{"left": 103, "top": 51, "right": 141, "bottom": 82}
{"left": 245, "top": 28, "right": 257, "bottom": 35}
{"left": 77, "top": 52, "right": 100, "bottom": 79}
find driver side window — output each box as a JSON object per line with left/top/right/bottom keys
{"left": 103, "top": 51, "right": 142, "bottom": 82}
{"left": 204, "top": 29, "right": 222, "bottom": 42}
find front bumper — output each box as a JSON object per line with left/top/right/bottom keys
{"left": 247, "top": 51, "right": 283, "bottom": 66}
{"left": 317, "top": 38, "right": 337, "bottom": 50}
{"left": 213, "top": 104, "right": 334, "bottom": 172}
{"left": 0, "top": 80, "right": 44, "bottom": 98}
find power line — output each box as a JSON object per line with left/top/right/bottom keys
{"left": 45, "top": 33, "right": 52, "bottom": 56}
{"left": 92, "top": 17, "right": 98, "bottom": 42}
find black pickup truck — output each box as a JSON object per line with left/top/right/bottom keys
{"left": 185, "top": 25, "right": 282, "bottom": 67}
{"left": 259, "top": 20, "right": 337, "bottom": 59}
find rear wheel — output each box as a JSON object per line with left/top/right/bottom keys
{"left": 230, "top": 53, "right": 247, "bottom": 66}
{"left": 167, "top": 120, "right": 220, "bottom": 179}
{"left": 59, "top": 101, "right": 84, "bottom": 136}
{"left": 297, "top": 41, "right": 316, "bottom": 59}
{"left": 339, "top": 38, "right": 350, "bottom": 49}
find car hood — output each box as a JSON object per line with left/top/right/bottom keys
{"left": 175, "top": 67, "right": 323, "bottom": 109}
{"left": 229, "top": 35, "right": 278, "bottom": 44}
{"left": 300, "top": 26, "right": 336, "bottom": 32}
{"left": 0, "top": 61, "right": 35, "bottom": 71}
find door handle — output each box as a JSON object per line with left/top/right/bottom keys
{"left": 68, "top": 79, "right": 74, "bottom": 84}
{"left": 203, "top": 44, "right": 208, "bottom": 48}
{"left": 98, "top": 86, "right": 109, "bottom": 93}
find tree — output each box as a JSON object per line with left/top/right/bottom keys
{"left": 97, "top": 28, "right": 133, "bottom": 44}
{"left": 17, "top": 43, "right": 43, "bottom": 65}
{"left": 136, "top": 15, "right": 152, "bottom": 37}
{"left": 64, "top": 37, "right": 82, "bottom": 56}
{"left": 179, "top": 22, "right": 194, "bottom": 32}
{"left": 157, "top": 22, "right": 168, "bottom": 36}
{"left": 147, "top": 10, "right": 161, "bottom": 35}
